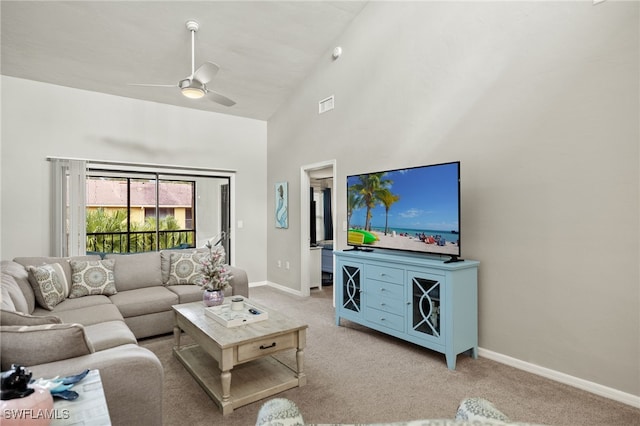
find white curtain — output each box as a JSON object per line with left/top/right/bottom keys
{"left": 51, "top": 158, "right": 86, "bottom": 256}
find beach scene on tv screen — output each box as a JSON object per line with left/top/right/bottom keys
{"left": 347, "top": 163, "right": 460, "bottom": 255}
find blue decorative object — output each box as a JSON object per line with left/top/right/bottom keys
{"left": 61, "top": 369, "right": 90, "bottom": 385}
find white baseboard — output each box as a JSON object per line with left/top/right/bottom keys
{"left": 250, "top": 281, "right": 305, "bottom": 297}
{"left": 478, "top": 348, "right": 640, "bottom": 408}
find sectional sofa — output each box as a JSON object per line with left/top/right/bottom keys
{"left": 0, "top": 249, "right": 249, "bottom": 425}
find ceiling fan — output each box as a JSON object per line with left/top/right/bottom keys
{"left": 131, "top": 20, "right": 235, "bottom": 107}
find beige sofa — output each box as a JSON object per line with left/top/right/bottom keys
{"left": 0, "top": 249, "right": 249, "bottom": 426}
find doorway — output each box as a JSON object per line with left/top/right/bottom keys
{"left": 300, "top": 160, "right": 336, "bottom": 299}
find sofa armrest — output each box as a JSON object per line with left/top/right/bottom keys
{"left": 0, "top": 324, "right": 94, "bottom": 370}
{"left": 228, "top": 265, "right": 249, "bottom": 298}
{"left": 28, "top": 344, "right": 163, "bottom": 426}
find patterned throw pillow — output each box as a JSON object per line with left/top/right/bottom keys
{"left": 456, "top": 397, "right": 511, "bottom": 423}
{"left": 27, "top": 263, "right": 70, "bottom": 310}
{"left": 68, "top": 259, "right": 117, "bottom": 298}
{"left": 255, "top": 398, "right": 305, "bottom": 426}
{"left": 167, "top": 252, "right": 206, "bottom": 285}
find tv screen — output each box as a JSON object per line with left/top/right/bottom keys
{"left": 347, "top": 161, "right": 461, "bottom": 259}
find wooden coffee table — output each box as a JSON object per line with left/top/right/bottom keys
{"left": 172, "top": 300, "right": 308, "bottom": 415}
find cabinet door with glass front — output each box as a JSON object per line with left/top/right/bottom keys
{"left": 406, "top": 271, "right": 445, "bottom": 345}
{"left": 336, "top": 260, "right": 364, "bottom": 324}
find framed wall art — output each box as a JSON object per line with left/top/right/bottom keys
{"left": 275, "top": 182, "right": 288, "bottom": 229}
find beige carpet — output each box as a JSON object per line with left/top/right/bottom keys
{"left": 140, "top": 286, "right": 640, "bottom": 426}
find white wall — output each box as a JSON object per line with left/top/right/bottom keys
{"left": 267, "top": 2, "right": 639, "bottom": 396}
{"left": 1, "top": 76, "right": 267, "bottom": 283}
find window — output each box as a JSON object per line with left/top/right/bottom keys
{"left": 51, "top": 158, "right": 234, "bottom": 261}
{"left": 86, "top": 175, "right": 197, "bottom": 253}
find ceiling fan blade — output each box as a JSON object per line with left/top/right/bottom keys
{"left": 129, "top": 83, "right": 177, "bottom": 88}
{"left": 205, "top": 89, "right": 236, "bottom": 107}
{"left": 193, "top": 62, "right": 219, "bottom": 84}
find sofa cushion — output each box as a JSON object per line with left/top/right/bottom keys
{"left": 69, "top": 259, "right": 117, "bottom": 298}
{"left": 84, "top": 320, "right": 137, "bottom": 351}
{"left": 166, "top": 284, "right": 204, "bottom": 304}
{"left": 109, "top": 287, "right": 179, "bottom": 318}
{"left": 0, "top": 323, "right": 94, "bottom": 370}
{"left": 45, "top": 303, "right": 124, "bottom": 326}
{"left": 1, "top": 282, "right": 16, "bottom": 311}
{"left": 106, "top": 252, "right": 163, "bottom": 291}
{"left": 32, "top": 294, "right": 112, "bottom": 315}
{"left": 27, "top": 263, "right": 70, "bottom": 310}
{"left": 2, "top": 260, "right": 35, "bottom": 313}
{"left": 125, "top": 310, "right": 175, "bottom": 339}
{"left": 0, "top": 309, "right": 61, "bottom": 326}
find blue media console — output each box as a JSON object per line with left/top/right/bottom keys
{"left": 334, "top": 250, "right": 479, "bottom": 370}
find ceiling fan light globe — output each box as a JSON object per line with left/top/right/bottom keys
{"left": 179, "top": 78, "right": 205, "bottom": 99}
{"left": 181, "top": 87, "right": 205, "bottom": 99}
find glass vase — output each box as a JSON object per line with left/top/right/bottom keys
{"left": 203, "top": 289, "right": 224, "bottom": 307}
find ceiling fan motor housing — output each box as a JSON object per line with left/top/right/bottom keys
{"left": 185, "top": 20, "right": 199, "bottom": 32}
{"left": 179, "top": 78, "right": 204, "bottom": 90}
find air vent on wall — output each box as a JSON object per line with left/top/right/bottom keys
{"left": 319, "top": 95, "right": 335, "bottom": 114}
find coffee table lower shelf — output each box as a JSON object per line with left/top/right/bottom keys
{"left": 174, "top": 344, "right": 301, "bottom": 414}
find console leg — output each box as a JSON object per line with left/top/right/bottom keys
{"left": 446, "top": 353, "right": 457, "bottom": 370}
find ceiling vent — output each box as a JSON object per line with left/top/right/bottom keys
{"left": 319, "top": 95, "right": 335, "bottom": 114}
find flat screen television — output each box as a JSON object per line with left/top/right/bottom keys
{"left": 346, "top": 161, "right": 461, "bottom": 261}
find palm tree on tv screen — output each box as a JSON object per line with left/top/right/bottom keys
{"left": 347, "top": 187, "right": 365, "bottom": 230}
{"left": 377, "top": 189, "right": 400, "bottom": 235}
{"left": 350, "top": 173, "right": 393, "bottom": 231}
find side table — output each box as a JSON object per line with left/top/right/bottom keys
{"left": 51, "top": 370, "right": 111, "bottom": 425}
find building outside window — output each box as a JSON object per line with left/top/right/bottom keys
{"left": 85, "top": 176, "right": 196, "bottom": 253}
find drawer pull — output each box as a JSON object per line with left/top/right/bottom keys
{"left": 259, "top": 342, "right": 277, "bottom": 350}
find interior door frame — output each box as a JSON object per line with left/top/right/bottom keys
{"left": 300, "top": 159, "right": 337, "bottom": 299}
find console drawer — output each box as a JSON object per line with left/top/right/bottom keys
{"left": 366, "top": 264, "right": 403, "bottom": 284}
{"left": 367, "top": 279, "right": 403, "bottom": 300}
{"left": 237, "top": 333, "right": 296, "bottom": 363}
{"left": 365, "top": 308, "right": 404, "bottom": 332}
{"left": 367, "top": 292, "right": 405, "bottom": 314}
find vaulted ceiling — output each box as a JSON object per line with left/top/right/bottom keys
{"left": 1, "top": 1, "right": 367, "bottom": 121}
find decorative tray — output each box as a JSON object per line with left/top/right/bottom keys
{"left": 204, "top": 302, "right": 268, "bottom": 327}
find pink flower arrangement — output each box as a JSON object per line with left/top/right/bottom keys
{"left": 198, "top": 242, "right": 231, "bottom": 291}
